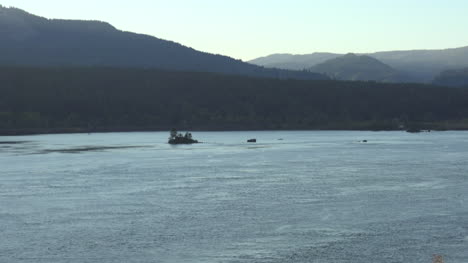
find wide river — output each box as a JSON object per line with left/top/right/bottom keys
{"left": 1, "top": 131, "right": 467, "bottom": 263}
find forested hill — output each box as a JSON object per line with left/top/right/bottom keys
{"left": 310, "top": 54, "right": 406, "bottom": 82}
{"left": 433, "top": 68, "right": 468, "bottom": 87}
{"left": 0, "top": 6, "right": 326, "bottom": 80}
{"left": 2, "top": 66, "right": 468, "bottom": 135}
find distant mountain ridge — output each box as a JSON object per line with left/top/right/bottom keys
{"left": 0, "top": 6, "right": 327, "bottom": 80}
{"left": 250, "top": 46, "right": 468, "bottom": 83}
{"left": 250, "top": 53, "right": 341, "bottom": 71}
{"left": 310, "top": 53, "right": 406, "bottom": 82}
{"left": 371, "top": 47, "right": 468, "bottom": 82}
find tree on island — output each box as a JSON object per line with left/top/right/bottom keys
{"left": 168, "top": 129, "right": 199, "bottom": 144}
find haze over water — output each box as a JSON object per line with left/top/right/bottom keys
{"left": 1, "top": 131, "right": 467, "bottom": 262}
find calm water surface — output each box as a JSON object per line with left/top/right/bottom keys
{"left": 1, "top": 131, "right": 467, "bottom": 263}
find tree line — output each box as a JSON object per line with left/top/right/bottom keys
{"left": 1, "top": 66, "right": 468, "bottom": 135}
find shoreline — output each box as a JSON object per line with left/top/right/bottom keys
{"left": 2, "top": 125, "right": 467, "bottom": 136}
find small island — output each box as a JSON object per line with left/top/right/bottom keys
{"left": 168, "top": 129, "right": 199, "bottom": 144}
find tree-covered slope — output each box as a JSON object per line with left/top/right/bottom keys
{"left": 2, "top": 66, "right": 468, "bottom": 134}
{"left": 433, "top": 68, "right": 468, "bottom": 87}
{"left": 0, "top": 6, "right": 326, "bottom": 80}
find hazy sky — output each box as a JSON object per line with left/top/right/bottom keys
{"left": 2, "top": 0, "right": 468, "bottom": 60}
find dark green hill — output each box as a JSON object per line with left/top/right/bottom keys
{"left": 310, "top": 54, "right": 405, "bottom": 82}
{"left": 2, "top": 66, "right": 468, "bottom": 135}
{"left": 433, "top": 68, "right": 468, "bottom": 87}
{"left": 0, "top": 6, "right": 326, "bottom": 80}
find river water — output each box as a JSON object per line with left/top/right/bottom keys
{"left": 1, "top": 131, "right": 467, "bottom": 262}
